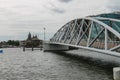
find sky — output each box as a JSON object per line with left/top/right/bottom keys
{"left": 0, "top": 0, "right": 120, "bottom": 41}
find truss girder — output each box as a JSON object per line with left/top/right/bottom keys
{"left": 50, "top": 17, "right": 120, "bottom": 53}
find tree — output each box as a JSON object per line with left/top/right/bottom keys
{"left": 7, "top": 40, "right": 20, "bottom": 46}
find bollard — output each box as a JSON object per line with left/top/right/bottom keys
{"left": 32, "top": 47, "right": 34, "bottom": 51}
{"left": 113, "top": 67, "right": 120, "bottom": 80}
{"left": 23, "top": 47, "right": 25, "bottom": 52}
{"left": 40, "top": 47, "right": 42, "bottom": 50}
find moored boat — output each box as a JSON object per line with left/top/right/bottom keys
{"left": 0, "top": 49, "right": 3, "bottom": 53}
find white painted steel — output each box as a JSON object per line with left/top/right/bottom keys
{"left": 48, "top": 42, "right": 120, "bottom": 57}
{"left": 49, "top": 16, "right": 120, "bottom": 54}
{"left": 86, "top": 17, "right": 120, "bottom": 39}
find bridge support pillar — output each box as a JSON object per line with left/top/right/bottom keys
{"left": 43, "top": 43, "right": 69, "bottom": 51}
{"left": 113, "top": 67, "right": 120, "bottom": 80}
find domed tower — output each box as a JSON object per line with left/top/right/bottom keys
{"left": 27, "top": 32, "right": 32, "bottom": 41}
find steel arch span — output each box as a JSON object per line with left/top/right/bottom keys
{"left": 48, "top": 13, "right": 120, "bottom": 56}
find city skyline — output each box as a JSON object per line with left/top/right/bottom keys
{"left": 0, "top": 0, "right": 120, "bottom": 41}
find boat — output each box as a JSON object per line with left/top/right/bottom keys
{"left": 0, "top": 49, "right": 3, "bottom": 53}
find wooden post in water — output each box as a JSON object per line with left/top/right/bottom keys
{"left": 32, "top": 47, "right": 34, "bottom": 51}
{"left": 40, "top": 47, "right": 42, "bottom": 50}
{"left": 23, "top": 47, "right": 25, "bottom": 51}
{"left": 32, "top": 40, "right": 34, "bottom": 51}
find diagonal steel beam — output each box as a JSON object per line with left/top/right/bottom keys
{"left": 56, "top": 25, "right": 68, "bottom": 42}
{"left": 75, "top": 19, "right": 85, "bottom": 45}
{"left": 87, "top": 22, "right": 93, "bottom": 47}
{"left": 67, "top": 19, "right": 78, "bottom": 43}
{"left": 88, "top": 28, "right": 104, "bottom": 47}
{"left": 62, "top": 22, "right": 72, "bottom": 43}
{"left": 54, "top": 31, "right": 61, "bottom": 42}
{"left": 63, "top": 21, "right": 76, "bottom": 43}
{"left": 110, "top": 44, "right": 120, "bottom": 51}
{"left": 76, "top": 21, "right": 92, "bottom": 45}
{"left": 68, "top": 20, "right": 83, "bottom": 44}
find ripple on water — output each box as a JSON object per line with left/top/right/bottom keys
{"left": 0, "top": 48, "right": 117, "bottom": 80}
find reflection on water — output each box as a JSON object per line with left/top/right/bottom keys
{"left": 0, "top": 48, "right": 119, "bottom": 80}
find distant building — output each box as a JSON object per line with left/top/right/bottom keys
{"left": 27, "top": 32, "right": 32, "bottom": 41}
{"left": 19, "top": 40, "right": 26, "bottom": 47}
{"left": 0, "top": 41, "right": 9, "bottom": 48}
{"left": 25, "top": 32, "right": 43, "bottom": 48}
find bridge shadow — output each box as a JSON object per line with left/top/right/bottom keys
{"left": 50, "top": 50, "right": 120, "bottom": 73}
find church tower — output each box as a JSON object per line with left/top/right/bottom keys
{"left": 27, "top": 32, "right": 32, "bottom": 41}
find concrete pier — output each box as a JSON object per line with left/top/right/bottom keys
{"left": 113, "top": 67, "right": 120, "bottom": 80}
{"left": 43, "top": 43, "right": 69, "bottom": 51}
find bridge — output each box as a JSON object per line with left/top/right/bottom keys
{"left": 44, "top": 12, "right": 120, "bottom": 57}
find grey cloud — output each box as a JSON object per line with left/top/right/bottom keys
{"left": 107, "top": 0, "right": 120, "bottom": 11}
{"left": 108, "top": 5, "right": 120, "bottom": 11}
{"left": 50, "top": 3, "right": 65, "bottom": 14}
{"left": 58, "top": 0, "right": 73, "bottom": 3}
{"left": 44, "top": 2, "right": 65, "bottom": 14}
{"left": 50, "top": 8, "right": 65, "bottom": 13}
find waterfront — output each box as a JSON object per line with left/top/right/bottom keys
{"left": 0, "top": 48, "right": 120, "bottom": 80}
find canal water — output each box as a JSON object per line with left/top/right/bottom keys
{"left": 0, "top": 48, "right": 120, "bottom": 80}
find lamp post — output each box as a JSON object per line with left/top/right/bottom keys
{"left": 43, "top": 27, "right": 46, "bottom": 41}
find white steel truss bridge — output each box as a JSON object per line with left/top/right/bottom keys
{"left": 46, "top": 13, "right": 120, "bottom": 57}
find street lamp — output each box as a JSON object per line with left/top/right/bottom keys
{"left": 43, "top": 27, "right": 46, "bottom": 41}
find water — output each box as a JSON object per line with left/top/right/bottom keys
{"left": 0, "top": 48, "right": 120, "bottom": 80}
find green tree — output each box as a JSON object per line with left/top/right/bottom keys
{"left": 7, "top": 40, "right": 20, "bottom": 46}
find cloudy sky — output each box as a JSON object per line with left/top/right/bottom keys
{"left": 0, "top": 0, "right": 119, "bottom": 41}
